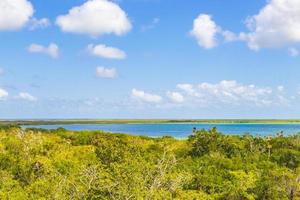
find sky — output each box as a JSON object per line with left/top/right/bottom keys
{"left": 0, "top": 0, "right": 300, "bottom": 119}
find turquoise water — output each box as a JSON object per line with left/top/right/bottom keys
{"left": 23, "top": 123, "right": 300, "bottom": 138}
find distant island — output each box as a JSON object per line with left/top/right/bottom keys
{"left": 2, "top": 119, "right": 300, "bottom": 126}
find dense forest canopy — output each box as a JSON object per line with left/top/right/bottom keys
{"left": 0, "top": 126, "right": 299, "bottom": 199}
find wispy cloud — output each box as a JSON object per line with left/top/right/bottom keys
{"left": 132, "top": 89, "right": 162, "bottom": 103}
{"left": 177, "top": 80, "right": 273, "bottom": 106}
{"left": 28, "top": 43, "right": 59, "bottom": 59}
{"left": 134, "top": 80, "right": 296, "bottom": 108}
{"left": 141, "top": 17, "right": 160, "bottom": 32}
{"left": 0, "top": 88, "right": 8, "bottom": 100}
{"left": 96, "top": 67, "right": 118, "bottom": 79}
{"left": 277, "top": 86, "right": 284, "bottom": 92}
{"left": 288, "top": 48, "right": 299, "bottom": 57}
{"left": 29, "top": 18, "right": 51, "bottom": 31}
{"left": 17, "top": 92, "right": 37, "bottom": 101}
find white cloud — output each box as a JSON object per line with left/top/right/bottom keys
{"left": 178, "top": 80, "right": 273, "bottom": 106}
{"left": 288, "top": 47, "right": 299, "bottom": 57}
{"left": 167, "top": 92, "right": 184, "bottom": 103}
{"left": 190, "top": 14, "right": 246, "bottom": 49}
{"left": 129, "top": 81, "right": 290, "bottom": 108}
{"left": 190, "top": 14, "right": 220, "bottom": 49}
{"left": 96, "top": 66, "right": 117, "bottom": 78}
{"left": 29, "top": 18, "right": 50, "bottom": 30}
{"left": 222, "top": 31, "right": 246, "bottom": 42}
{"left": 132, "top": 89, "right": 162, "bottom": 103}
{"left": 141, "top": 17, "right": 160, "bottom": 32}
{"left": 56, "top": 0, "right": 132, "bottom": 37}
{"left": 277, "top": 95, "right": 290, "bottom": 106}
{"left": 0, "top": 88, "right": 8, "bottom": 100}
{"left": 199, "top": 80, "right": 272, "bottom": 104}
{"left": 243, "top": 0, "right": 300, "bottom": 50}
{"left": 18, "top": 92, "right": 37, "bottom": 101}
{"left": 177, "top": 84, "right": 194, "bottom": 94}
{"left": 177, "top": 84, "right": 200, "bottom": 97}
{"left": 193, "top": 0, "right": 300, "bottom": 51}
{"left": 277, "top": 86, "right": 284, "bottom": 92}
{"left": 28, "top": 43, "right": 59, "bottom": 58}
{"left": 0, "top": 0, "right": 34, "bottom": 31}
{"left": 87, "top": 44, "right": 126, "bottom": 59}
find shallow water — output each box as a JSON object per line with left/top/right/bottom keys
{"left": 22, "top": 123, "right": 300, "bottom": 138}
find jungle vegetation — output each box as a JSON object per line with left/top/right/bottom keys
{"left": 0, "top": 125, "right": 299, "bottom": 199}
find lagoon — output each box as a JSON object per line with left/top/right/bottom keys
{"left": 23, "top": 123, "right": 300, "bottom": 138}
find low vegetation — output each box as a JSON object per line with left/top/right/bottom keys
{"left": 0, "top": 126, "right": 299, "bottom": 199}
{"left": 2, "top": 119, "right": 300, "bottom": 126}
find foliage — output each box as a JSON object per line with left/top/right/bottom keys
{"left": 0, "top": 126, "right": 299, "bottom": 199}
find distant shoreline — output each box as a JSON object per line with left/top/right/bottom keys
{"left": 2, "top": 119, "right": 300, "bottom": 126}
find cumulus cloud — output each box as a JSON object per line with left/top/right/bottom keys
{"left": 244, "top": 0, "right": 300, "bottom": 50}
{"left": 221, "top": 0, "right": 300, "bottom": 50}
{"left": 18, "top": 92, "right": 37, "bottom": 101}
{"left": 190, "top": 14, "right": 220, "bottom": 49}
{"left": 132, "top": 89, "right": 162, "bottom": 103}
{"left": 192, "top": 0, "right": 300, "bottom": 51}
{"left": 0, "top": 88, "right": 8, "bottom": 100}
{"left": 190, "top": 14, "right": 238, "bottom": 49}
{"left": 29, "top": 18, "right": 50, "bottom": 30}
{"left": 288, "top": 48, "right": 299, "bottom": 57}
{"left": 96, "top": 66, "right": 117, "bottom": 78}
{"left": 56, "top": 0, "right": 132, "bottom": 37}
{"left": 0, "top": 0, "right": 34, "bottom": 31}
{"left": 28, "top": 43, "right": 59, "bottom": 58}
{"left": 87, "top": 44, "right": 126, "bottom": 59}
{"left": 166, "top": 92, "right": 184, "bottom": 103}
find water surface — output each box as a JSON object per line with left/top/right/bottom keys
{"left": 23, "top": 123, "right": 300, "bottom": 138}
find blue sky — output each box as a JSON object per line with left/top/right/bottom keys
{"left": 0, "top": 0, "right": 300, "bottom": 119}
